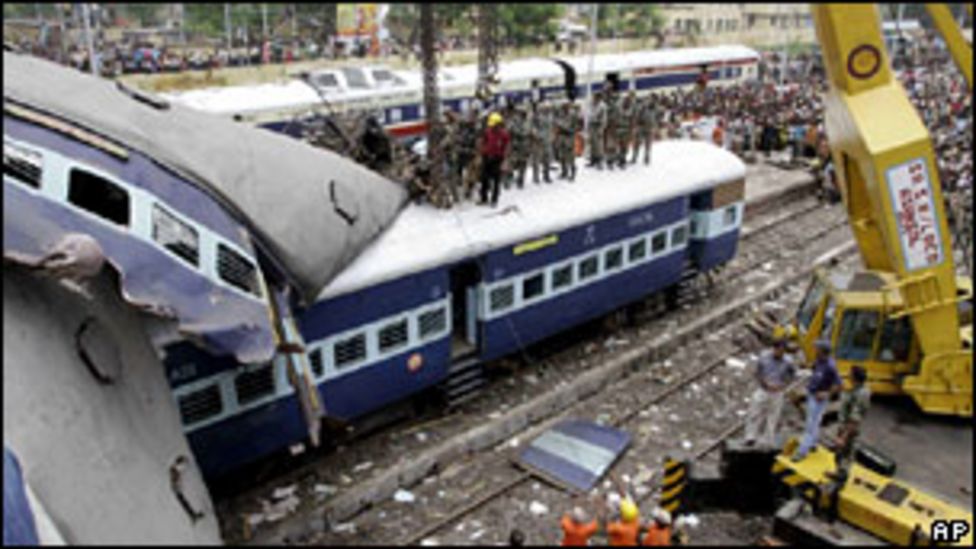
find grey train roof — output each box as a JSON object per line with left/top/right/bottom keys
{"left": 3, "top": 51, "right": 407, "bottom": 301}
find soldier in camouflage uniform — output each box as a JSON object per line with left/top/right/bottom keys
{"left": 615, "top": 90, "right": 636, "bottom": 168}
{"left": 603, "top": 89, "right": 620, "bottom": 170}
{"left": 441, "top": 110, "right": 461, "bottom": 194}
{"left": 632, "top": 93, "right": 658, "bottom": 166}
{"left": 587, "top": 92, "right": 607, "bottom": 169}
{"left": 530, "top": 102, "right": 553, "bottom": 184}
{"left": 555, "top": 101, "right": 576, "bottom": 181}
{"left": 457, "top": 109, "right": 479, "bottom": 200}
{"left": 508, "top": 105, "right": 531, "bottom": 188}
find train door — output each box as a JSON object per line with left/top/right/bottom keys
{"left": 449, "top": 261, "right": 481, "bottom": 359}
{"left": 605, "top": 72, "right": 621, "bottom": 93}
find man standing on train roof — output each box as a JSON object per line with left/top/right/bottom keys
{"left": 604, "top": 88, "right": 621, "bottom": 171}
{"left": 458, "top": 108, "right": 479, "bottom": 200}
{"left": 743, "top": 337, "right": 796, "bottom": 447}
{"left": 479, "top": 111, "right": 510, "bottom": 208}
{"left": 587, "top": 92, "right": 607, "bottom": 170}
{"left": 792, "top": 338, "right": 843, "bottom": 462}
{"left": 508, "top": 104, "right": 531, "bottom": 189}
{"left": 616, "top": 90, "right": 636, "bottom": 168}
{"left": 555, "top": 101, "right": 577, "bottom": 182}
{"left": 531, "top": 102, "right": 554, "bottom": 184}
{"left": 632, "top": 93, "right": 657, "bottom": 166}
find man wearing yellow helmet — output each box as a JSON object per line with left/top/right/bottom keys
{"left": 606, "top": 497, "right": 641, "bottom": 546}
{"left": 479, "top": 110, "right": 511, "bottom": 207}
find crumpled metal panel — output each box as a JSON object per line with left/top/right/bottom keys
{"left": 4, "top": 50, "right": 407, "bottom": 302}
{"left": 3, "top": 180, "right": 274, "bottom": 364}
{"left": 517, "top": 419, "right": 631, "bottom": 493}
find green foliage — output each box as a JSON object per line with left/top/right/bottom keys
{"left": 497, "top": 4, "right": 563, "bottom": 47}
{"left": 597, "top": 4, "right": 664, "bottom": 40}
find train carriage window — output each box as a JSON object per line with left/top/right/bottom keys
{"left": 216, "top": 244, "right": 261, "bottom": 297}
{"left": 489, "top": 284, "right": 515, "bottom": 313}
{"left": 334, "top": 333, "right": 367, "bottom": 368}
{"left": 389, "top": 108, "right": 402, "bottom": 123}
{"left": 836, "top": 310, "right": 880, "bottom": 361}
{"left": 234, "top": 364, "right": 275, "bottom": 406}
{"left": 379, "top": 319, "right": 409, "bottom": 353}
{"left": 551, "top": 264, "right": 573, "bottom": 291}
{"left": 418, "top": 307, "right": 447, "bottom": 340}
{"left": 724, "top": 206, "right": 738, "bottom": 227}
{"left": 178, "top": 384, "right": 223, "bottom": 425}
{"left": 152, "top": 204, "right": 200, "bottom": 267}
{"left": 578, "top": 254, "right": 599, "bottom": 281}
{"left": 651, "top": 232, "right": 667, "bottom": 254}
{"left": 522, "top": 273, "right": 545, "bottom": 302}
{"left": 876, "top": 317, "right": 912, "bottom": 362}
{"left": 4, "top": 140, "right": 43, "bottom": 188}
{"left": 629, "top": 239, "right": 647, "bottom": 262}
{"left": 67, "top": 168, "right": 130, "bottom": 226}
{"left": 604, "top": 247, "right": 624, "bottom": 271}
{"left": 308, "top": 348, "right": 324, "bottom": 378}
{"left": 671, "top": 225, "right": 688, "bottom": 248}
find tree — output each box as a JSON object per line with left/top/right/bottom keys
{"left": 497, "top": 4, "right": 563, "bottom": 48}
{"left": 619, "top": 5, "right": 665, "bottom": 44}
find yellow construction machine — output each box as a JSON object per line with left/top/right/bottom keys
{"left": 773, "top": 4, "right": 973, "bottom": 417}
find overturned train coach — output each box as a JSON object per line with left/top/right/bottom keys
{"left": 169, "top": 140, "right": 747, "bottom": 479}
{"left": 3, "top": 48, "right": 406, "bottom": 537}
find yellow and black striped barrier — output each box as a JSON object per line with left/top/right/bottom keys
{"left": 660, "top": 456, "right": 688, "bottom": 515}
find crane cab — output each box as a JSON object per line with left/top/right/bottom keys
{"left": 789, "top": 269, "right": 973, "bottom": 398}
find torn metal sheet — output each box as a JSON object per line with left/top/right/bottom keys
{"left": 4, "top": 50, "right": 407, "bottom": 302}
{"left": 517, "top": 419, "right": 631, "bottom": 493}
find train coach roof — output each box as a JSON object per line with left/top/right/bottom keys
{"left": 318, "top": 140, "right": 746, "bottom": 301}
{"left": 3, "top": 50, "right": 407, "bottom": 302}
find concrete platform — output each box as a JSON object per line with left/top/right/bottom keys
{"left": 856, "top": 397, "right": 973, "bottom": 511}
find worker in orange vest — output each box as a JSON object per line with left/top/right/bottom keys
{"left": 607, "top": 498, "right": 641, "bottom": 546}
{"left": 642, "top": 507, "right": 672, "bottom": 546}
{"left": 560, "top": 504, "right": 598, "bottom": 546}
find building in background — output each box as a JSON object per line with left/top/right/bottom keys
{"left": 659, "top": 4, "right": 815, "bottom": 49}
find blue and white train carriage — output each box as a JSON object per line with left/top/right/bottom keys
{"left": 172, "top": 140, "right": 747, "bottom": 477}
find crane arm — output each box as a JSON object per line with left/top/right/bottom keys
{"left": 923, "top": 4, "right": 972, "bottom": 89}
{"left": 811, "top": 5, "right": 961, "bottom": 360}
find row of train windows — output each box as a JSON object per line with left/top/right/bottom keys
{"left": 177, "top": 362, "right": 276, "bottom": 426}
{"left": 306, "top": 306, "right": 448, "bottom": 377}
{"left": 489, "top": 225, "right": 688, "bottom": 314}
{"left": 175, "top": 298, "right": 451, "bottom": 428}
{"left": 4, "top": 141, "right": 262, "bottom": 298}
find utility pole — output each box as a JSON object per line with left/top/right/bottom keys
{"left": 420, "top": 4, "right": 451, "bottom": 206}
{"left": 81, "top": 3, "right": 98, "bottom": 76}
{"left": 291, "top": 4, "right": 298, "bottom": 38}
{"left": 262, "top": 3, "right": 269, "bottom": 40}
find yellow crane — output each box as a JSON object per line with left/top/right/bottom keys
{"left": 776, "top": 4, "right": 973, "bottom": 417}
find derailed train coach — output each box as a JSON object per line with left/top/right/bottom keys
{"left": 170, "top": 140, "right": 747, "bottom": 479}
{"left": 3, "top": 49, "right": 405, "bottom": 540}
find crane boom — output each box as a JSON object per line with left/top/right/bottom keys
{"left": 804, "top": 4, "right": 971, "bottom": 415}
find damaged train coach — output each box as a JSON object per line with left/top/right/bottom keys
{"left": 3, "top": 49, "right": 406, "bottom": 543}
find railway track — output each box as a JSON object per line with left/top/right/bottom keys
{"left": 400, "top": 348, "right": 746, "bottom": 546}
{"left": 221, "top": 184, "right": 853, "bottom": 545}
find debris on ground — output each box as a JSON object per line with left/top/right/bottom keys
{"left": 313, "top": 483, "right": 338, "bottom": 498}
{"left": 352, "top": 461, "right": 373, "bottom": 474}
{"left": 726, "top": 357, "right": 747, "bottom": 370}
{"left": 393, "top": 489, "right": 416, "bottom": 504}
{"left": 272, "top": 484, "right": 297, "bottom": 500}
{"left": 529, "top": 501, "right": 549, "bottom": 516}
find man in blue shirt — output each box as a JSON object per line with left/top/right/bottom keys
{"left": 792, "top": 339, "right": 843, "bottom": 462}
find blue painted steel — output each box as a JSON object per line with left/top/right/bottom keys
{"left": 187, "top": 394, "right": 307, "bottom": 479}
{"left": 4, "top": 117, "right": 252, "bottom": 249}
{"left": 317, "top": 337, "right": 451, "bottom": 419}
{"left": 4, "top": 447, "right": 38, "bottom": 546}
{"left": 690, "top": 229, "right": 740, "bottom": 272}
{"left": 518, "top": 420, "right": 631, "bottom": 492}
{"left": 481, "top": 250, "right": 686, "bottom": 362}
{"left": 480, "top": 197, "right": 686, "bottom": 283}
{"left": 4, "top": 182, "right": 275, "bottom": 363}
{"left": 299, "top": 266, "right": 447, "bottom": 342}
